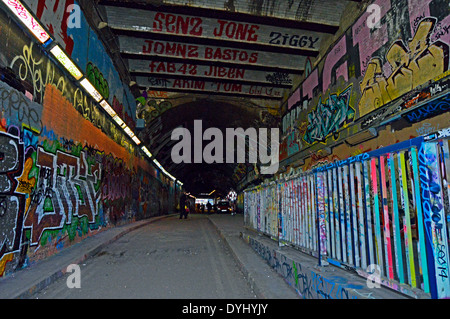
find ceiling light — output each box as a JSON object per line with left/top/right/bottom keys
{"left": 79, "top": 78, "right": 102, "bottom": 102}
{"left": 152, "top": 160, "right": 173, "bottom": 179}
{"left": 112, "top": 115, "right": 126, "bottom": 128}
{"left": 123, "top": 126, "right": 135, "bottom": 137}
{"left": 141, "top": 146, "right": 152, "bottom": 158}
{"left": 2, "top": 0, "right": 50, "bottom": 44}
{"left": 153, "top": 159, "right": 162, "bottom": 169}
{"left": 99, "top": 100, "right": 117, "bottom": 117}
{"left": 131, "top": 135, "right": 141, "bottom": 145}
{"left": 50, "top": 45, "right": 83, "bottom": 80}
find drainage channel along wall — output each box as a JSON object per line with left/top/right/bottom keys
{"left": 244, "top": 129, "right": 450, "bottom": 299}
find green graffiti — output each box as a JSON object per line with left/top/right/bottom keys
{"left": 86, "top": 62, "right": 109, "bottom": 100}
{"left": 293, "top": 261, "right": 299, "bottom": 287}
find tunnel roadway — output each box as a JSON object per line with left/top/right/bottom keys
{"left": 32, "top": 214, "right": 257, "bottom": 299}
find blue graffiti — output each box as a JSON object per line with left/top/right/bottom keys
{"left": 303, "top": 85, "right": 355, "bottom": 144}
{"left": 403, "top": 93, "right": 450, "bottom": 123}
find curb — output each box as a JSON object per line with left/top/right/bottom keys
{"left": 206, "top": 217, "right": 271, "bottom": 299}
{"left": 9, "top": 214, "right": 175, "bottom": 299}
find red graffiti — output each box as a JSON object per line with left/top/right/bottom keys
{"left": 153, "top": 12, "right": 203, "bottom": 36}
{"left": 213, "top": 20, "right": 259, "bottom": 41}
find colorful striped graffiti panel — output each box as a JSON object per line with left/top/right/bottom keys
{"left": 244, "top": 130, "right": 450, "bottom": 299}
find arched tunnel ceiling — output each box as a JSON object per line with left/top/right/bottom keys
{"left": 91, "top": 0, "right": 361, "bottom": 196}
{"left": 139, "top": 96, "right": 279, "bottom": 196}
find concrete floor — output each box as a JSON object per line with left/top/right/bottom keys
{"left": 31, "top": 215, "right": 257, "bottom": 299}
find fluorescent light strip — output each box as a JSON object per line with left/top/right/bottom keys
{"left": 101, "top": 101, "right": 141, "bottom": 145}
{"left": 4, "top": 2, "right": 152, "bottom": 171}
{"left": 51, "top": 45, "right": 142, "bottom": 148}
{"left": 2, "top": 0, "right": 50, "bottom": 44}
{"left": 152, "top": 159, "right": 176, "bottom": 180}
{"left": 141, "top": 146, "right": 152, "bottom": 158}
{"left": 99, "top": 100, "right": 117, "bottom": 117}
{"left": 50, "top": 45, "right": 83, "bottom": 80}
{"left": 153, "top": 159, "right": 162, "bottom": 169}
{"left": 123, "top": 126, "right": 135, "bottom": 138}
{"left": 112, "top": 115, "right": 126, "bottom": 128}
{"left": 79, "top": 78, "right": 102, "bottom": 102}
{"left": 131, "top": 135, "right": 141, "bottom": 145}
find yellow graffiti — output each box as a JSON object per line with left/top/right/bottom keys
{"left": 359, "top": 18, "right": 449, "bottom": 117}
{"left": 433, "top": 69, "right": 450, "bottom": 82}
{"left": 265, "top": 104, "right": 280, "bottom": 117}
{"left": 0, "top": 253, "right": 14, "bottom": 277}
{"left": 16, "top": 157, "right": 36, "bottom": 214}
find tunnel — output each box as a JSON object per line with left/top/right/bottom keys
{"left": 0, "top": 0, "right": 449, "bottom": 300}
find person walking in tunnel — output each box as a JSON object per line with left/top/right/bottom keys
{"left": 179, "top": 192, "right": 187, "bottom": 219}
{"left": 206, "top": 201, "right": 212, "bottom": 215}
{"left": 231, "top": 201, "right": 236, "bottom": 216}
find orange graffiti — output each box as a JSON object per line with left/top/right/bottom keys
{"left": 0, "top": 253, "right": 14, "bottom": 277}
{"left": 0, "top": 116, "right": 6, "bottom": 132}
{"left": 41, "top": 84, "right": 130, "bottom": 162}
{"left": 304, "top": 153, "right": 341, "bottom": 171}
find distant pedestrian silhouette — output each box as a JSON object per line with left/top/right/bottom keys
{"left": 179, "top": 193, "right": 188, "bottom": 219}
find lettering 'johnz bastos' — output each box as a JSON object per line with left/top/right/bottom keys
{"left": 141, "top": 40, "right": 259, "bottom": 64}
{"left": 171, "top": 120, "right": 279, "bottom": 174}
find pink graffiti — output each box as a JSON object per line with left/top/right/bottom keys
{"left": 335, "top": 61, "right": 348, "bottom": 83}
{"left": 322, "top": 36, "right": 347, "bottom": 93}
{"left": 431, "top": 15, "right": 450, "bottom": 45}
{"left": 302, "top": 68, "right": 319, "bottom": 100}
{"left": 408, "top": 0, "right": 432, "bottom": 35}
{"left": 352, "top": 0, "right": 390, "bottom": 74}
{"left": 288, "top": 88, "right": 301, "bottom": 109}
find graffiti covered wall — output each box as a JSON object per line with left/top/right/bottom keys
{"left": 245, "top": 129, "right": 450, "bottom": 299}
{"left": 280, "top": 0, "right": 450, "bottom": 162}
{"left": 247, "top": 235, "right": 372, "bottom": 299}
{"left": 0, "top": 6, "right": 174, "bottom": 277}
{"left": 22, "top": 0, "right": 137, "bottom": 131}
{"left": 244, "top": 0, "right": 450, "bottom": 300}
